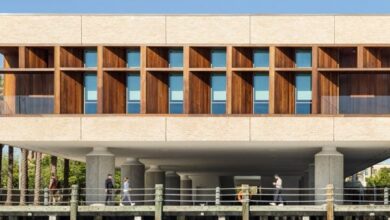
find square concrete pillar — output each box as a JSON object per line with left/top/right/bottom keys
{"left": 315, "top": 147, "right": 344, "bottom": 204}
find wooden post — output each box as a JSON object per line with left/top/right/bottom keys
{"left": 326, "top": 184, "right": 334, "bottom": 220}
{"left": 226, "top": 45, "right": 232, "bottom": 114}
{"left": 140, "top": 46, "right": 147, "bottom": 114}
{"left": 311, "top": 46, "right": 319, "bottom": 114}
{"left": 97, "top": 45, "right": 104, "bottom": 114}
{"left": 155, "top": 184, "right": 164, "bottom": 220}
{"left": 384, "top": 187, "right": 388, "bottom": 205}
{"left": 44, "top": 188, "right": 49, "bottom": 206}
{"left": 70, "top": 185, "right": 78, "bottom": 220}
{"left": 268, "top": 46, "right": 275, "bottom": 114}
{"left": 54, "top": 46, "right": 61, "bottom": 114}
{"left": 183, "top": 45, "right": 190, "bottom": 114}
{"left": 241, "top": 184, "right": 250, "bottom": 220}
{"left": 215, "top": 187, "right": 221, "bottom": 205}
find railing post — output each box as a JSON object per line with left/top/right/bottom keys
{"left": 216, "top": 187, "right": 221, "bottom": 205}
{"left": 155, "top": 184, "right": 164, "bottom": 220}
{"left": 326, "top": 184, "right": 334, "bottom": 220}
{"left": 44, "top": 188, "right": 49, "bottom": 206}
{"left": 241, "top": 184, "right": 250, "bottom": 220}
{"left": 384, "top": 187, "right": 388, "bottom": 205}
{"left": 70, "top": 185, "right": 79, "bottom": 220}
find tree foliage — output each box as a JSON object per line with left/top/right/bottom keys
{"left": 2, "top": 154, "right": 86, "bottom": 189}
{"left": 366, "top": 167, "right": 390, "bottom": 187}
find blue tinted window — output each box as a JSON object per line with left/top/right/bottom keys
{"left": 169, "top": 48, "right": 183, "bottom": 68}
{"left": 0, "top": 53, "right": 4, "bottom": 68}
{"left": 253, "top": 73, "right": 269, "bottom": 114}
{"left": 295, "top": 49, "right": 312, "bottom": 68}
{"left": 127, "top": 73, "right": 140, "bottom": 114}
{"left": 127, "top": 49, "right": 140, "bottom": 68}
{"left": 211, "top": 73, "right": 226, "bottom": 114}
{"left": 211, "top": 49, "right": 226, "bottom": 68}
{"left": 84, "top": 74, "right": 97, "bottom": 114}
{"left": 169, "top": 73, "right": 183, "bottom": 114}
{"left": 84, "top": 49, "right": 97, "bottom": 68}
{"left": 253, "top": 49, "right": 269, "bottom": 67}
{"left": 295, "top": 73, "right": 312, "bottom": 114}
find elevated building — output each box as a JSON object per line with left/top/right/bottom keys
{"left": 0, "top": 14, "right": 390, "bottom": 202}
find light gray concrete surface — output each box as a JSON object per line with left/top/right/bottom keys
{"left": 121, "top": 158, "right": 145, "bottom": 205}
{"left": 145, "top": 166, "right": 165, "bottom": 204}
{"left": 86, "top": 147, "right": 115, "bottom": 205}
{"left": 165, "top": 171, "right": 181, "bottom": 205}
{"left": 315, "top": 147, "right": 344, "bottom": 204}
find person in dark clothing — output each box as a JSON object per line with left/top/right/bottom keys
{"left": 105, "top": 174, "right": 114, "bottom": 205}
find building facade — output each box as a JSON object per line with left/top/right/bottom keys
{"left": 0, "top": 15, "right": 390, "bottom": 203}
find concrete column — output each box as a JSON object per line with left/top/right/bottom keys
{"left": 165, "top": 171, "right": 180, "bottom": 205}
{"left": 180, "top": 175, "right": 192, "bottom": 205}
{"left": 121, "top": 158, "right": 145, "bottom": 204}
{"left": 86, "top": 147, "right": 115, "bottom": 205}
{"left": 315, "top": 147, "right": 344, "bottom": 204}
{"left": 145, "top": 165, "right": 165, "bottom": 204}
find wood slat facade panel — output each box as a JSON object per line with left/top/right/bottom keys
{"left": 319, "top": 72, "right": 339, "bottom": 114}
{"left": 232, "top": 47, "right": 253, "bottom": 68}
{"left": 25, "top": 47, "right": 54, "bottom": 68}
{"left": 189, "top": 47, "right": 211, "bottom": 68}
{"left": 275, "top": 47, "right": 295, "bottom": 68}
{"left": 231, "top": 72, "right": 253, "bottom": 114}
{"left": 274, "top": 71, "right": 295, "bottom": 114}
{"left": 60, "top": 47, "right": 84, "bottom": 68}
{"left": 103, "top": 47, "right": 127, "bottom": 68}
{"left": 146, "top": 47, "right": 169, "bottom": 68}
{"left": 189, "top": 72, "right": 210, "bottom": 114}
{"left": 145, "top": 71, "right": 168, "bottom": 113}
{"left": 60, "top": 71, "right": 84, "bottom": 114}
{"left": 103, "top": 71, "right": 126, "bottom": 114}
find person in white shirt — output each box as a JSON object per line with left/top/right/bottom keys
{"left": 270, "top": 174, "right": 284, "bottom": 206}
{"left": 121, "top": 177, "right": 134, "bottom": 206}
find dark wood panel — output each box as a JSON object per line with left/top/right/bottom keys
{"left": 275, "top": 47, "right": 295, "bottom": 68}
{"left": 231, "top": 72, "right": 253, "bottom": 114}
{"left": 339, "top": 48, "right": 357, "bottom": 68}
{"left": 319, "top": 72, "right": 339, "bottom": 114}
{"left": 15, "top": 74, "right": 53, "bottom": 96}
{"left": 145, "top": 72, "right": 168, "bottom": 113}
{"left": 25, "top": 47, "right": 54, "bottom": 68}
{"left": 274, "top": 71, "right": 294, "bottom": 114}
{"left": 339, "top": 72, "right": 390, "bottom": 114}
{"left": 103, "top": 71, "right": 126, "bottom": 113}
{"left": 364, "top": 47, "right": 390, "bottom": 68}
{"left": 103, "top": 47, "right": 126, "bottom": 68}
{"left": 189, "top": 47, "right": 211, "bottom": 68}
{"left": 318, "top": 47, "right": 338, "bottom": 68}
{"left": 146, "top": 47, "right": 168, "bottom": 68}
{"left": 189, "top": 72, "right": 210, "bottom": 114}
{"left": 232, "top": 47, "right": 252, "bottom": 68}
{"left": 60, "top": 71, "right": 83, "bottom": 114}
{"left": 60, "top": 47, "right": 84, "bottom": 68}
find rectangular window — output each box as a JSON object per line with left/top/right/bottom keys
{"left": 0, "top": 53, "right": 4, "bottom": 68}
{"left": 127, "top": 73, "right": 140, "bottom": 114}
{"left": 211, "top": 73, "right": 226, "bottom": 114}
{"left": 295, "top": 73, "right": 312, "bottom": 114}
{"left": 84, "top": 48, "right": 97, "bottom": 68}
{"left": 253, "top": 49, "right": 269, "bottom": 67}
{"left": 84, "top": 73, "right": 97, "bottom": 114}
{"left": 169, "top": 73, "right": 183, "bottom": 114}
{"left": 295, "top": 49, "right": 312, "bottom": 68}
{"left": 253, "top": 73, "right": 269, "bottom": 114}
{"left": 211, "top": 49, "right": 226, "bottom": 68}
{"left": 168, "top": 48, "right": 183, "bottom": 68}
{"left": 127, "top": 48, "right": 140, "bottom": 68}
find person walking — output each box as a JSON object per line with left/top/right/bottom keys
{"left": 105, "top": 174, "right": 114, "bottom": 205}
{"left": 270, "top": 174, "right": 283, "bottom": 206}
{"left": 121, "top": 177, "right": 134, "bottom": 206}
{"left": 49, "top": 173, "right": 58, "bottom": 205}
